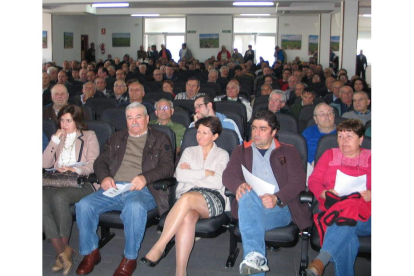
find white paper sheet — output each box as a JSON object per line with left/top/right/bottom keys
{"left": 334, "top": 170, "right": 367, "bottom": 196}
{"left": 306, "top": 162, "right": 314, "bottom": 186}
{"left": 103, "top": 183, "right": 132, "bottom": 197}
{"left": 241, "top": 165, "right": 276, "bottom": 196}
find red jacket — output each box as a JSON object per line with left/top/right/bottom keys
{"left": 217, "top": 50, "right": 231, "bottom": 61}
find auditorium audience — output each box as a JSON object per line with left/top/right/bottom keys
{"left": 342, "top": 91, "right": 371, "bottom": 125}
{"left": 175, "top": 77, "right": 205, "bottom": 100}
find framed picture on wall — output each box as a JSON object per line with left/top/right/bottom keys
{"left": 43, "top": 31, "right": 47, "bottom": 49}
{"left": 112, "top": 33, "right": 131, "bottom": 47}
{"left": 308, "top": 35, "right": 318, "bottom": 55}
{"left": 199, "top": 34, "right": 219, "bottom": 48}
{"left": 330, "top": 36, "right": 340, "bottom": 51}
{"left": 64, "top": 32, "right": 73, "bottom": 49}
{"left": 281, "top": 35, "right": 302, "bottom": 50}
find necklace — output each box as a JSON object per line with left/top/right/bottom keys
{"left": 59, "top": 133, "right": 77, "bottom": 167}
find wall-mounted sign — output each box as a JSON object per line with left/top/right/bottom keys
{"left": 101, "top": 28, "right": 106, "bottom": 35}
{"left": 187, "top": 30, "right": 196, "bottom": 33}
{"left": 222, "top": 30, "right": 231, "bottom": 33}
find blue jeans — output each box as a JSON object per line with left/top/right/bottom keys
{"left": 238, "top": 190, "right": 292, "bottom": 276}
{"left": 321, "top": 217, "right": 371, "bottom": 276}
{"left": 75, "top": 185, "right": 157, "bottom": 259}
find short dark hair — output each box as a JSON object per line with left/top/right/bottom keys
{"left": 252, "top": 110, "right": 280, "bottom": 132}
{"left": 195, "top": 94, "right": 216, "bottom": 112}
{"left": 100, "top": 67, "right": 109, "bottom": 76}
{"left": 234, "top": 65, "right": 242, "bottom": 71}
{"left": 162, "top": 79, "right": 174, "bottom": 88}
{"left": 186, "top": 76, "right": 200, "bottom": 87}
{"left": 337, "top": 119, "right": 365, "bottom": 138}
{"left": 195, "top": 116, "right": 222, "bottom": 136}
{"left": 303, "top": 87, "right": 315, "bottom": 96}
{"left": 57, "top": 105, "right": 87, "bottom": 131}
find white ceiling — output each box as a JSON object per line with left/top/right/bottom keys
{"left": 43, "top": 0, "right": 371, "bottom": 16}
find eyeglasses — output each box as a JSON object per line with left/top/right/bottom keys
{"left": 194, "top": 103, "right": 206, "bottom": 109}
{"left": 269, "top": 98, "right": 284, "bottom": 103}
{"left": 314, "top": 112, "right": 334, "bottom": 118}
{"left": 157, "top": 106, "right": 171, "bottom": 111}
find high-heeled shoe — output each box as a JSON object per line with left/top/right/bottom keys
{"left": 58, "top": 245, "right": 79, "bottom": 276}
{"left": 51, "top": 255, "right": 63, "bottom": 272}
{"left": 140, "top": 251, "right": 166, "bottom": 267}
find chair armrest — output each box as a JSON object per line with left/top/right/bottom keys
{"left": 225, "top": 188, "right": 235, "bottom": 198}
{"left": 87, "top": 173, "right": 98, "bottom": 184}
{"left": 300, "top": 191, "right": 314, "bottom": 204}
{"left": 152, "top": 178, "right": 176, "bottom": 191}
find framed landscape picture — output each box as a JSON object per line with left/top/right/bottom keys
{"left": 64, "top": 32, "right": 73, "bottom": 49}
{"left": 308, "top": 35, "right": 318, "bottom": 55}
{"left": 43, "top": 31, "right": 47, "bottom": 49}
{"left": 199, "top": 34, "right": 219, "bottom": 48}
{"left": 281, "top": 34, "right": 302, "bottom": 50}
{"left": 112, "top": 33, "right": 131, "bottom": 47}
{"left": 330, "top": 36, "right": 340, "bottom": 51}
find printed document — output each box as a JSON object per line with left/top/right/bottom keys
{"left": 241, "top": 165, "right": 275, "bottom": 196}
{"left": 103, "top": 183, "right": 132, "bottom": 197}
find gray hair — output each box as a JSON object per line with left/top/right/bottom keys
{"left": 294, "top": 82, "right": 308, "bottom": 89}
{"left": 270, "top": 90, "right": 287, "bottom": 103}
{"left": 219, "top": 66, "right": 229, "bottom": 73}
{"left": 209, "top": 69, "right": 218, "bottom": 76}
{"left": 125, "top": 102, "right": 147, "bottom": 116}
{"left": 313, "top": 102, "right": 334, "bottom": 116}
{"left": 47, "top": 67, "right": 57, "bottom": 74}
{"left": 154, "top": 98, "right": 174, "bottom": 109}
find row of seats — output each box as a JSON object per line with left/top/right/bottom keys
{"left": 42, "top": 117, "right": 371, "bottom": 274}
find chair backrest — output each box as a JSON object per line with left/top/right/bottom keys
{"left": 252, "top": 102, "right": 268, "bottom": 120}
{"left": 253, "top": 95, "right": 270, "bottom": 107}
{"left": 144, "top": 92, "right": 174, "bottom": 102}
{"left": 180, "top": 128, "right": 240, "bottom": 157}
{"left": 172, "top": 109, "right": 191, "bottom": 128}
{"left": 305, "top": 116, "right": 347, "bottom": 129}
{"left": 199, "top": 87, "right": 216, "bottom": 99}
{"left": 276, "top": 130, "right": 308, "bottom": 172}
{"left": 150, "top": 124, "right": 176, "bottom": 162}
{"left": 85, "top": 120, "right": 116, "bottom": 150}
{"left": 297, "top": 104, "right": 316, "bottom": 133}
{"left": 275, "top": 113, "right": 299, "bottom": 133}
{"left": 219, "top": 111, "right": 245, "bottom": 138}
{"left": 314, "top": 133, "right": 371, "bottom": 164}
{"left": 81, "top": 105, "right": 95, "bottom": 121}
{"left": 146, "top": 81, "right": 162, "bottom": 92}
{"left": 85, "top": 98, "right": 118, "bottom": 120}
{"left": 100, "top": 108, "right": 127, "bottom": 131}
{"left": 173, "top": 99, "right": 195, "bottom": 114}
{"left": 215, "top": 101, "right": 247, "bottom": 125}
{"left": 201, "top": 82, "right": 221, "bottom": 95}
{"left": 365, "top": 120, "right": 371, "bottom": 130}
{"left": 43, "top": 119, "right": 57, "bottom": 140}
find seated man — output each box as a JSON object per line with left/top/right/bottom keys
{"left": 73, "top": 81, "right": 104, "bottom": 105}
{"left": 223, "top": 110, "right": 312, "bottom": 275}
{"left": 324, "top": 80, "right": 343, "bottom": 104}
{"left": 190, "top": 95, "right": 243, "bottom": 144}
{"left": 331, "top": 85, "right": 354, "bottom": 116}
{"left": 174, "top": 77, "right": 205, "bottom": 100}
{"left": 268, "top": 90, "right": 292, "bottom": 115}
{"left": 289, "top": 88, "right": 316, "bottom": 119}
{"left": 75, "top": 102, "right": 174, "bottom": 276}
{"left": 341, "top": 91, "right": 371, "bottom": 125}
{"left": 110, "top": 80, "right": 129, "bottom": 104}
{"left": 94, "top": 77, "right": 113, "bottom": 98}
{"left": 302, "top": 102, "right": 336, "bottom": 166}
{"left": 214, "top": 79, "right": 252, "bottom": 121}
{"left": 118, "top": 82, "right": 155, "bottom": 114}
{"left": 43, "top": 84, "right": 91, "bottom": 122}
{"left": 149, "top": 98, "right": 186, "bottom": 155}
{"left": 43, "top": 72, "right": 53, "bottom": 106}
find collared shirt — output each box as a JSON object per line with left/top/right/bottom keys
{"left": 251, "top": 139, "right": 280, "bottom": 193}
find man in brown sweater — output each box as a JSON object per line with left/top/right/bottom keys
{"left": 223, "top": 110, "right": 311, "bottom": 275}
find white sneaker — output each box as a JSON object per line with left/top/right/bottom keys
{"left": 239, "top": 252, "right": 269, "bottom": 275}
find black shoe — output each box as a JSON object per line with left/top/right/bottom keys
{"left": 140, "top": 251, "right": 166, "bottom": 267}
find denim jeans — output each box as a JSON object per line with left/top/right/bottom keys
{"left": 321, "top": 217, "right": 371, "bottom": 276}
{"left": 75, "top": 184, "right": 157, "bottom": 259}
{"left": 238, "top": 190, "right": 292, "bottom": 276}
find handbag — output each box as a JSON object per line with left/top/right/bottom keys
{"left": 43, "top": 170, "right": 88, "bottom": 188}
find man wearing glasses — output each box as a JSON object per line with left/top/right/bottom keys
{"left": 150, "top": 99, "right": 186, "bottom": 155}
{"left": 267, "top": 90, "right": 293, "bottom": 115}
{"left": 302, "top": 102, "right": 336, "bottom": 167}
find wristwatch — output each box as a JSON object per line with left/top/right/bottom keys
{"left": 276, "top": 196, "right": 283, "bottom": 206}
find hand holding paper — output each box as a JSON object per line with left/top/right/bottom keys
{"left": 241, "top": 165, "right": 275, "bottom": 196}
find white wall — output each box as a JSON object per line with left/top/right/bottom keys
{"left": 278, "top": 15, "right": 319, "bottom": 63}
{"left": 97, "top": 16, "right": 143, "bottom": 61}
{"left": 42, "top": 13, "right": 53, "bottom": 63}
{"left": 51, "top": 15, "right": 98, "bottom": 66}
{"left": 186, "top": 15, "right": 233, "bottom": 61}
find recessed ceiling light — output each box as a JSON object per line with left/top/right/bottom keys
{"left": 241, "top": 14, "right": 271, "bottom": 16}
{"left": 233, "top": 2, "right": 274, "bottom": 6}
{"left": 92, "top": 3, "right": 129, "bottom": 8}
{"left": 131, "top": 14, "right": 160, "bottom": 17}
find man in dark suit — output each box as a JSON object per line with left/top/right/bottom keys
{"left": 244, "top": 45, "right": 254, "bottom": 63}
{"left": 356, "top": 50, "right": 368, "bottom": 80}
{"left": 95, "top": 77, "right": 113, "bottom": 98}
{"left": 71, "top": 82, "right": 104, "bottom": 106}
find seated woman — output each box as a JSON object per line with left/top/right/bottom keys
{"left": 141, "top": 116, "right": 229, "bottom": 276}
{"left": 162, "top": 79, "right": 175, "bottom": 97}
{"left": 306, "top": 119, "right": 371, "bottom": 276}
{"left": 43, "top": 105, "right": 99, "bottom": 275}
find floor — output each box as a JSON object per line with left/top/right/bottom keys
{"left": 43, "top": 222, "right": 371, "bottom": 276}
